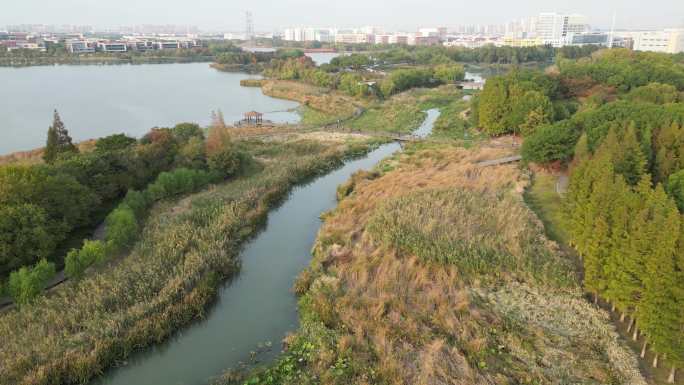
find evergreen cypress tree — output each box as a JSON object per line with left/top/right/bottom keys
{"left": 43, "top": 110, "right": 77, "bottom": 163}
{"left": 637, "top": 185, "right": 680, "bottom": 369}
{"left": 604, "top": 176, "right": 633, "bottom": 309}
{"left": 582, "top": 154, "right": 616, "bottom": 302}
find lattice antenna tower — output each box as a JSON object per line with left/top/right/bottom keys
{"left": 245, "top": 11, "right": 255, "bottom": 41}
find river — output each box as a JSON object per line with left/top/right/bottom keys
{"left": 90, "top": 109, "right": 439, "bottom": 385}
{"left": 0, "top": 63, "right": 300, "bottom": 155}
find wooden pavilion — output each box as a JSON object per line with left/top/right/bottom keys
{"left": 243, "top": 111, "right": 264, "bottom": 125}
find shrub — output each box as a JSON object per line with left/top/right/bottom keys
{"left": 121, "top": 189, "right": 152, "bottom": 218}
{"left": 8, "top": 259, "right": 56, "bottom": 305}
{"left": 521, "top": 120, "right": 581, "bottom": 164}
{"left": 147, "top": 168, "right": 215, "bottom": 200}
{"left": 380, "top": 68, "right": 435, "bottom": 97}
{"left": 65, "top": 240, "right": 108, "bottom": 280}
{"left": 434, "top": 63, "right": 465, "bottom": 84}
{"left": 105, "top": 206, "right": 139, "bottom": 253}
{"left": 208, "top": 148, "right": 245, "bottom": 178}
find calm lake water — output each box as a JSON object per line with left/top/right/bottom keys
{"left": 90, "top": 110, "right": 439, "bottom": 385}
{"left": 0, "top": 63, "right": 300, "bottom": 155}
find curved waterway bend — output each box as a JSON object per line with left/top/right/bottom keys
{"left": 91, "top": 109, "right": 439, "bottom": 385}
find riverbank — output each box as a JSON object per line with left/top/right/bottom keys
{"left": 227, "top": 138, "right": 646, "bottom": 385}
{"left": 0, "top": 133, "right": 384, "bottom": 385}
{"left": 0, "top": 55, "right": 216, "bottom": 67}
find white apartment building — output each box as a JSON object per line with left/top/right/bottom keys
{"left": 283, "top": 27, "right": 334, "bottom": 42}
{"left": 535, "top": 13, "right": 589, "bottom": 47}
{"left": 630, "top": 29, "right": 684, "bottom": 54}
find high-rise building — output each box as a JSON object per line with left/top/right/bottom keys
{"left": 535, "top": 13, "right": 589, "bottom": 47}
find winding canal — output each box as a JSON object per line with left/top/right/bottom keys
{"left": 91, "top": 109, "right": 439, "bottom": 385}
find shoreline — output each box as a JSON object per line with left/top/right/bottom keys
{"left": 0, "top": 55, "right": 216, "bottom": 68}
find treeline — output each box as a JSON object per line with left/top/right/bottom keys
{"left": 214, "top": 47, "right": 304, "bottom": 67}
{"left": 471, "top": 49, "right": 684, "bottom": 164}
{"left": 0, "top": 113, "right": 247, "bottom": 304}
{"left": 565, "top": 132, "right": 684, "bottom": 381}
{"left": 264, "top": 55, "right": 464, "bottom": 98}
{"left": 472, "top": 48, "right": 684, "bottom": 381}
{"left": 369, "top": 44, "right": 599, "bottom": 65}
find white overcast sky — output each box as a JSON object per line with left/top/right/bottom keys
{"left": 2, "top": 0, "right": 683, "bottom": 31}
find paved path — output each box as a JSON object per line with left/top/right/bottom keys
{"left": 556, "top": 174, "right": 569, "bottom": 195}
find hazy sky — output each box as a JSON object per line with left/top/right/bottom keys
{"left": 2, "top": 0, "right": 684, "bottom": 31}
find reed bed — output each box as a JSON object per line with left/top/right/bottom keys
{"left": 229, "top": 141, "right": 645, "bottom": 385}
{"left": 0, "top": 137, "right": 377, "bottom": 385}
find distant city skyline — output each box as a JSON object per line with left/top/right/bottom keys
{"left": 1, "top": 0, "right": 684, "bottom": 32}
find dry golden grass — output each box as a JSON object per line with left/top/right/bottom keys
{"left": 245, "top": 139, "right": 646, "bottom": 385}
{"left": 261, "top": 80, "right": 362, "bottom": 120}
{"left": 0, "top": 140, "right": 96, "bottom": 166}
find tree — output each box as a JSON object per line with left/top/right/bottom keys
{"left": 0, "top": 204, "right": 55, "bottom": 276}
{"left": 8, "top": 259, "right": 56, "bottom": 305}
{"left": 172, "top": 122, "right": 205, "bottom": 142}
{"left": 95, "top": 134, "right": 136, "bottom": 153}
{"left": 434, "top": 63, "right": 465, "bottom": 84}
{"left": 478, "top": 76, "right": 510, "bottom": 135}
{"left": 521, "top": 120, "right": 580, "bottom": 164}
{"left": 511, "top": 90, "right": 554, "bottom": 136}
{"left": 105, "top": 206, "right": 138, "bottom": 253}
{"left": 627, "top": 83, "right": 680, "bottom": 104}
{"left": 637, "top": 186, "right": 681, "bottom": 369}
{"left": 654, "top": 121, "right": 684, "bottom": 182}
{"left": 667, "top": 170, "right": 684, "bottom": 211}
{"left": 211, "top": 110, "right": 227, "bottom": 129}
{"left": 43, "top": 110, "right": 78, "bottom": 163}
{"left": 65, "top": 240, "right": 107, "bottom": 280}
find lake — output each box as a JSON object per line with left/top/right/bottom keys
{"left": 0, "top": 63, "right": 301, "bottom": 155}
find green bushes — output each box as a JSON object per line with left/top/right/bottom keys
{"left": 433, "top": 63, "right": 465, "bottom": 84}
{"left": 208, "top": 148, "right": 245, "bottom": 178}
{"left": 521, "top": 120, "right": 581, "bottom": 164}
{"left": 8, "top": 259, "right": 56, "bottom": 305}
{"left": 65, "top": 240, "right": 107, "bottom": 279}
{"left": 105, "top": 206, "right": 139, "bottom": 254}
{"left": 380, "top": 67, "right": 436, "bottom": 97}
{"left": 63, "top": 167, "right": 218, "bottom": 282}
{"left": 147, "top": 168, "right": 217, "bottom": 201}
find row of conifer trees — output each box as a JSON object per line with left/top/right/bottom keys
{"left": 565, "top": 127, "right": 684, "bottom": 383}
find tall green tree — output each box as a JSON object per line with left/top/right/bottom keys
{"left": 637, "top": 186, "right": 681, "bottom": 369}
{"left": 43, "top": 110, "right": 78, "bottom": 164}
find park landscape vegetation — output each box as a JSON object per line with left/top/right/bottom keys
{"left": 1, "top": 42, "right": 683, "bottom": 385}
